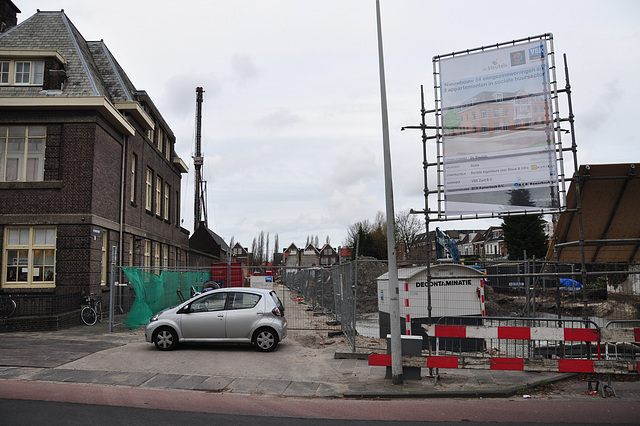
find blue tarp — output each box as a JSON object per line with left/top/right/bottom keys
{"left": 560, "top": 278, "right": 581, "bottom": 289}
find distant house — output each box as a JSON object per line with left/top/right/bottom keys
{"left": 230, "top": 242, "right": 250, "bottom": 266}
{"left": 300, "top": 243, "right": 320, "bottom": 267}
{"left": 318, "top": 244, "right": 339, "bottom": 266}
{"left": 482, "top": 227, "right": 505, "bottom": 258}
{"left": 284, "top": 243, "right": 300, "bottom": 268}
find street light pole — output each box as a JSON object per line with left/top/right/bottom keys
{"left": 376, "top": 0, "right": 403, "bottom": 385}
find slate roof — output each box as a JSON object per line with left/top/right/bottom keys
{"left": 0, "top": 10, "right": 135, "bottom": 102}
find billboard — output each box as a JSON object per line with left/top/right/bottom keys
{"left": 436, "top": 38, "right": 559, "bottom": 216}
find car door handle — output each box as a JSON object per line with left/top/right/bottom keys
{"left": 217, "top": 314, "right": 224, "bottom": 318}
{"left": 257, "top": 311, "right": 264, "bottom": 316}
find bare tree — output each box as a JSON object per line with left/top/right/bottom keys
{"left": 266, "top": 232, "right": 270, "bottom": 263}
{"left": 251, "top": 237, "right": 258, "bottom": 265}
{"left": 395, "top": 209, "right": 424, "bottom": 260}
{"left": 257, "top": 231, "right": 265, "bottom": 265}
{"left": 274, "top": 233, "right": 279, "bottom": 255}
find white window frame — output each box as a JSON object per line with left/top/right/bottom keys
{"left": 145, "top": 168, "right": 153, "bottom": 211}
{"left": 155, "top": 176, "right": 162, "bottom": 216}
{"left": 100, "top": 230, "right": 107, "bottom": 286}
{"left": 0, "top": 61, "right": 9, "bottom": 84}
{"left": 164, "top": 182, "right": 170, "bottom": 221}
{"left": 128, "top": 235, "right": 134, "bottom": 267}
{"left": 153, "top": 241, "right": 160, "bottom": 271}
{"left": 130, "top": 154, "right": 137, "bottom": 203}
{"left": 0, "top": 60, "right": 45, "bottom": 85}
{"left": 0, "top": 125, "right": 46, "bottom": 182}
{"left": 144, "top": 240, "right": 151, "bottom": 268}
{"left": 3, "top": 227, "right": 56, "bottom": 288}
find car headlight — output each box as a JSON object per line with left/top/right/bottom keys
{"left": 149, "top": 313, "right": 160, "bottom": 322}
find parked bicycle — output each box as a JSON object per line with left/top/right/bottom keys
{"left": 0, "top": 294, "right": 16, "bottom": 319}
{"left": 81, "top": 293, "right": 103, "bottom": 326}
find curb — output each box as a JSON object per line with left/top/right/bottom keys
{"left": 343, "top": 373, "right": 576, "bottom": 399}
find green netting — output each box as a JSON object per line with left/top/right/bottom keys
{"left": 123, "top": 267, "right": 211, "bottom": 327}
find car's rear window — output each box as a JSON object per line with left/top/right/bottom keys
{"left": 229, "top": 292, "right": 261, "bottom": 310}
{"left": 270, "top": 291, "right": 284, "bottom": 313}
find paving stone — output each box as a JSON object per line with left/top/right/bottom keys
{"left": 140, "top": 373, "right": 183, "bottom": 389}
{"left": 194, "top": 376, "right": 233, "bottom": 392}
{"left": 227, "top": 378, "right": 260, "bottom": 393}
{"left": 62, "top": 370, "right": 110, "bottom": 383}
{"left": 281, "top": 381, "right": 319, "bottom": 397}
{"left": 93, "top": 371, "right": 154, "bottom": 386}
{"left": 171, "top": 375, "right": 208, "bottom": 390}
{"left": 255, "top": 379, "right": 291, "bottom": 395}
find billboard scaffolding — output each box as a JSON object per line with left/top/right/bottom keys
{"left": 432, "top": 34, "right": 567, "bottom": 219}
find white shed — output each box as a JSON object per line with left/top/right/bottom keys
{"left": 377, "top": 264, "right": 485, "bottom": 338}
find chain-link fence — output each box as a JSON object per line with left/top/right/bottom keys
{"left": 108, "top": 259, "right": 639, "bottom": 353}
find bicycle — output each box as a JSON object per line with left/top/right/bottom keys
{"left": 81, "top": 293, "right": 103, "bottom": 326}
{"left": 0, "top": 294, "right": 16, "bottom": 319}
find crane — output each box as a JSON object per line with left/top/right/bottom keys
{"left": 435, "top": 227, "right": 461, "bottom": 263}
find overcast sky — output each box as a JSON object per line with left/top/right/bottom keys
{"left": 14, "top": 0, "right": 640, "bottom": 252}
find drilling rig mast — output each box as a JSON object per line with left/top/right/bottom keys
{"left": 194, "top": 87, "right": 207, "bottom": 231}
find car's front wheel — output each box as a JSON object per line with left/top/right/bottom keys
{"left": 153, "top": 327, "right": 178, "bottom": 351}
{"left": 253, "top": 327, "right": 278, "bottom": 352}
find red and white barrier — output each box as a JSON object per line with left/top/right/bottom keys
{"left": 368, "top": 324, "right": 640, "bottom": 375}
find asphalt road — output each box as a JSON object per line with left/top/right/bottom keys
{"left": 2, "top": 379, "right": 639, "bottom": 424}
{"left": 3, "top": 398, "right": 636, "bottom": 426}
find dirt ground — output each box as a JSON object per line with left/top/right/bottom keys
{"left": 521, "top": 373, "right": 640, "bottom": 399}
{"left": 484, "top": 286, "right": 640, "bottom": 319}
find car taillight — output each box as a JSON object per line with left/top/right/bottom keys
{"left": 272, "top": 307, "right": 282, "bottom": 317}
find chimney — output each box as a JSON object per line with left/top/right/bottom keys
{"left": 0, "top": 0, "right": 20, "bottom": 33}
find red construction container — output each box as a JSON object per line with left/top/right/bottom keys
{"left": 211, "top": 263, "right": 244, "bottom": 287}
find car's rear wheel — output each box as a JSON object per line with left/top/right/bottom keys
{"left": 253, "top": 327, "right": 278, "bottom": 352}
{"left": 153, "top": 327, "right": 178, "bottom": 351}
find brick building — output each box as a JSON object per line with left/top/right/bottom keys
{"left": 0, "top": 5, "right": 217, "bottom": 330}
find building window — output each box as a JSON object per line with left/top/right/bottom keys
{"left": 101, "top": 230, "right": 107, "bottom": 286}
{"left": 164, "top": 182, "right": 170, "bottom": 221}
{"left": 0, "top": 125, "right": 46, "bottom": 182}
{"left": 145, "top": 168, "right": 153, "bottom": 211}
{"left": 155, "top": 176, "right": 162, "bottom": 216}
{"left": 165, "top": 139, "right": 171, "bottom": 161}
{"left": 128, "top": 235, "right": 134, "bottom": 267}
{"left": 156, "top": 127, "right": 164, "bottom": 152}
{"left": 144, "top": 240, "right": 151, "bottom": 268}
{"left": 3, "top": 227, "right": 56, "bottom": 288}
{"left": 175, "top": 190, "right": 180, "bottom": 227}
{"left": 162, "top": 244, "right": 169, "bottom": 268}
{"left": 130, "top": 154, "right": 137, "bottom": 204}
{"left": 153, "top": 242, "right": 160, "bottom": 270}
{"left": 0, "top": 61, "right": 9, "bottom": 83}
{"left": 0, "top": 60, "right": 44, "bottom": 85}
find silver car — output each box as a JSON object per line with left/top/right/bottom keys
{"left": 145, "top": 287, "right": 287, "bottom": 352}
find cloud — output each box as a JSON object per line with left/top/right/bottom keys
{"left": 579, "top": 80, "right": 622, "bottom": 133}
{"left": 231, "top": 54, "right": 260, "bottom": 84}
{"left": 254, "top": 109, "right": 302, "bottom": 132}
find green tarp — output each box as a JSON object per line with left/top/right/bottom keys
{"left": 123, "top": 268, "right": 211, "bottom": 327}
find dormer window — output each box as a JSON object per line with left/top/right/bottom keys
{"left": 0, "top": 60, "right": 44, "bottom": 85}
